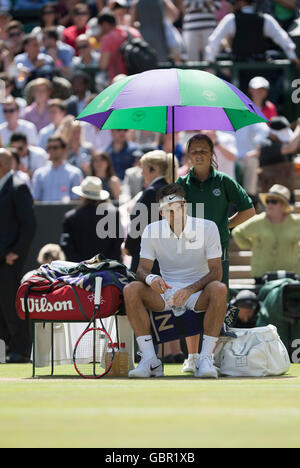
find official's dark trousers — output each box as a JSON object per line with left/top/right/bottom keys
{"left": 0, "top": 261, "right": 32, "bottom": 357}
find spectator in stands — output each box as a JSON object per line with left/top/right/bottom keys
{"left": 20, "top": 78, "right": 52, "bottom": 133}
{"left": 38, "top": 98, "right": 68, "bottom": 149}
{"left": 10, "top": 147, "right": 31, "bottom": 189}
{"left": 109, "top": 0, "right": 131, "bottom": 26}
{"left": 105, "top": 128, "right": 141, "bottom": 180}
{"left": 232, "top": 184, "right": 300, "bottom": 283}
{"left": 204, "top": 0, "right": 300, "bottom": 92}
{"left": 42, "top": 26, "right": 75, "bottom": 76}
{"left": 13, "top": 34, "right": 55, "bottom": 89}
{"left": 0, "top": 96, "right": 38, "bottom": 146}
{"left": 63, "top": 3, "right": 90, "bottom": 54}
{"left": 0, "top": 73, "right": 26, "bottom": 124}
{"left": 32, "top": 135, "right": 82, "bottom": 202}
{"left": 245, "top": 116, "right": 300, "bottom": 203}
{"left": 65, "top": 71, "right": 91, "bottom": 116}
{"left": 176, "top": 133, "right": 255, "bottom": 373}
{"left": 10, "top": 132, "right": 48, "bottom": 179}
{"left": 60, "top": 176, "right": 124, "bottom": 262}
{"left": 38, "top": 99, "right": 67, "bottom": 149}
{"left": 124, "top": 150, "right": 171, "bottom": 273}
{"left": 31, "top": 3, "right": 66, "bottom": 42}
{"left": 0, "top": 148, "right": 36, "bottom": 363}
{"left": 131, "top": 0, "right": 179, "bottom": 62}
{"left": 90, "top": 150, "right": 122, "bottom": 202}
{"left": 56, "top": 0, "right": 83, "bottom": 27}
{"left": 247, "top": 76, "right": 278, "bottom": 122}
{"left": 182, "top": 0, "right": 221, "bottom": 61}
{"left": 71, "top": 33, "right": 101, "bottom": 72}
{"left": 98, "top": 11, "right": 141, "bottom": 82}
{"left": 65, "top": 120, "right": 94, "bottom": 175}
{"left": 5, "top": 20, "right": 24, "bottom": 56}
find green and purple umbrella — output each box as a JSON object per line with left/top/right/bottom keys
{"left": 76, "top": 68, "right": 268, "bottom": 179}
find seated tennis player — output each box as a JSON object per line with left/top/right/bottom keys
{"left": 123, "top": 183, "right": 227, "bottom": 379}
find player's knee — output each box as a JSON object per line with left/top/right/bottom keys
{"left": 123, "top": 281, "right": 144, "bottom": 301}
{"left": 207, "top": 280, "right": 227, "bottom": 298}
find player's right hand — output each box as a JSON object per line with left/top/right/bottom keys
{"left": 150, "top": 277, "right": 172, "bottom": 294}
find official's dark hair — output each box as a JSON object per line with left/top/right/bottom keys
{"left": 156, "top": 183, "right": 186, "bottom": 203}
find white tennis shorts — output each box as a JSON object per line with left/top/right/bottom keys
{"left": 160, "top": 290, "right": 203, "bottom": 312}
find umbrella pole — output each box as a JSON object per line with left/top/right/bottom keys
{"left": 172, "top": 106, "right": 175, "bottom": 183}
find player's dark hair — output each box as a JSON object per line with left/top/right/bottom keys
{"left": 156, "top": 183, "right": 186, "bottom": 203}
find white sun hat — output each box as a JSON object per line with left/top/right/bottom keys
{"left": 72, "top": 176, "right": 110, "bottom": 201}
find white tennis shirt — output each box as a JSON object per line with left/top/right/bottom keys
{"left": 140, "top": 215, "right": 222, "bottom": 288}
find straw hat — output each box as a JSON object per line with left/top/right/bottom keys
{"left": 72, "top": 176, "right": 110, "bottom": 201}
{"left": 259, "top": 184, "right": 293, "bottom": 213}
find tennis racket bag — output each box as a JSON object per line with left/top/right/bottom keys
{"left": 16, "top": 272, "right": 126, "bottom": 322}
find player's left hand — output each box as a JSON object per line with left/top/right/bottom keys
{"left": 172, "top": 287, "right": 192, "bottom": 308}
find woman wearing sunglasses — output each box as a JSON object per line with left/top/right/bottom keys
{"left": 232, "top": 184, "right": 300, "bottom": 285}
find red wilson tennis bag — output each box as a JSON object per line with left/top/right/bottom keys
{"left": 16, "top": 273, "right": 125, "bottom": 322}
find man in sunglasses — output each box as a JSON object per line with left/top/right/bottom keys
{"left": 0, "top": 96, "right": 38, "bottom": 146}
{"left": 5, "top": 20, "right": 24, "bottom": 55}
{"left": 10, "top": 132, "right": 47, "bottom": 180}
{"left": 71, "top": 34, "right": 100, "bottom": 71}
{"left": 32, "top": 135, "right": 82, "bottom": 202}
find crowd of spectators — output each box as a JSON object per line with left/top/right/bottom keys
{"left": 0, "top": 0, "right": 299, "bottom": 205}
{"left": 1, "top": 0, "right": 300, "bottom": 362}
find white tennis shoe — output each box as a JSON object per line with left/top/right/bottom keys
{"left": 128, "top": 355, "right": 163, "bottom": 378}
{"left": 181, "top": 354, "right": 199, "bottom": 373}
{"left": 194, "top": 355, "right": 218, "bottom": 379}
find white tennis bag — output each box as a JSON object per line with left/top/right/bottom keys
{"left": 214, "top": 325, "right": 290, "bottom": 377}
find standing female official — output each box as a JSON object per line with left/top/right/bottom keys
{"left": 176, "top": 133, "right": 255, "bottom": 373}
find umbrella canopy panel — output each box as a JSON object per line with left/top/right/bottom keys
{"left": 77, "top": 68, "right": 268, "bottom": 133}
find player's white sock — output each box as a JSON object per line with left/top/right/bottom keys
{"left": 200, "top": 335, "right": 219, "bottom": 357}
{"left": 136, "top": 335, "right": 156, "bottom": 360}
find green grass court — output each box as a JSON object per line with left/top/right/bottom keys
{"left": 1, "top": 363, "right": 300, "bottom": 448}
